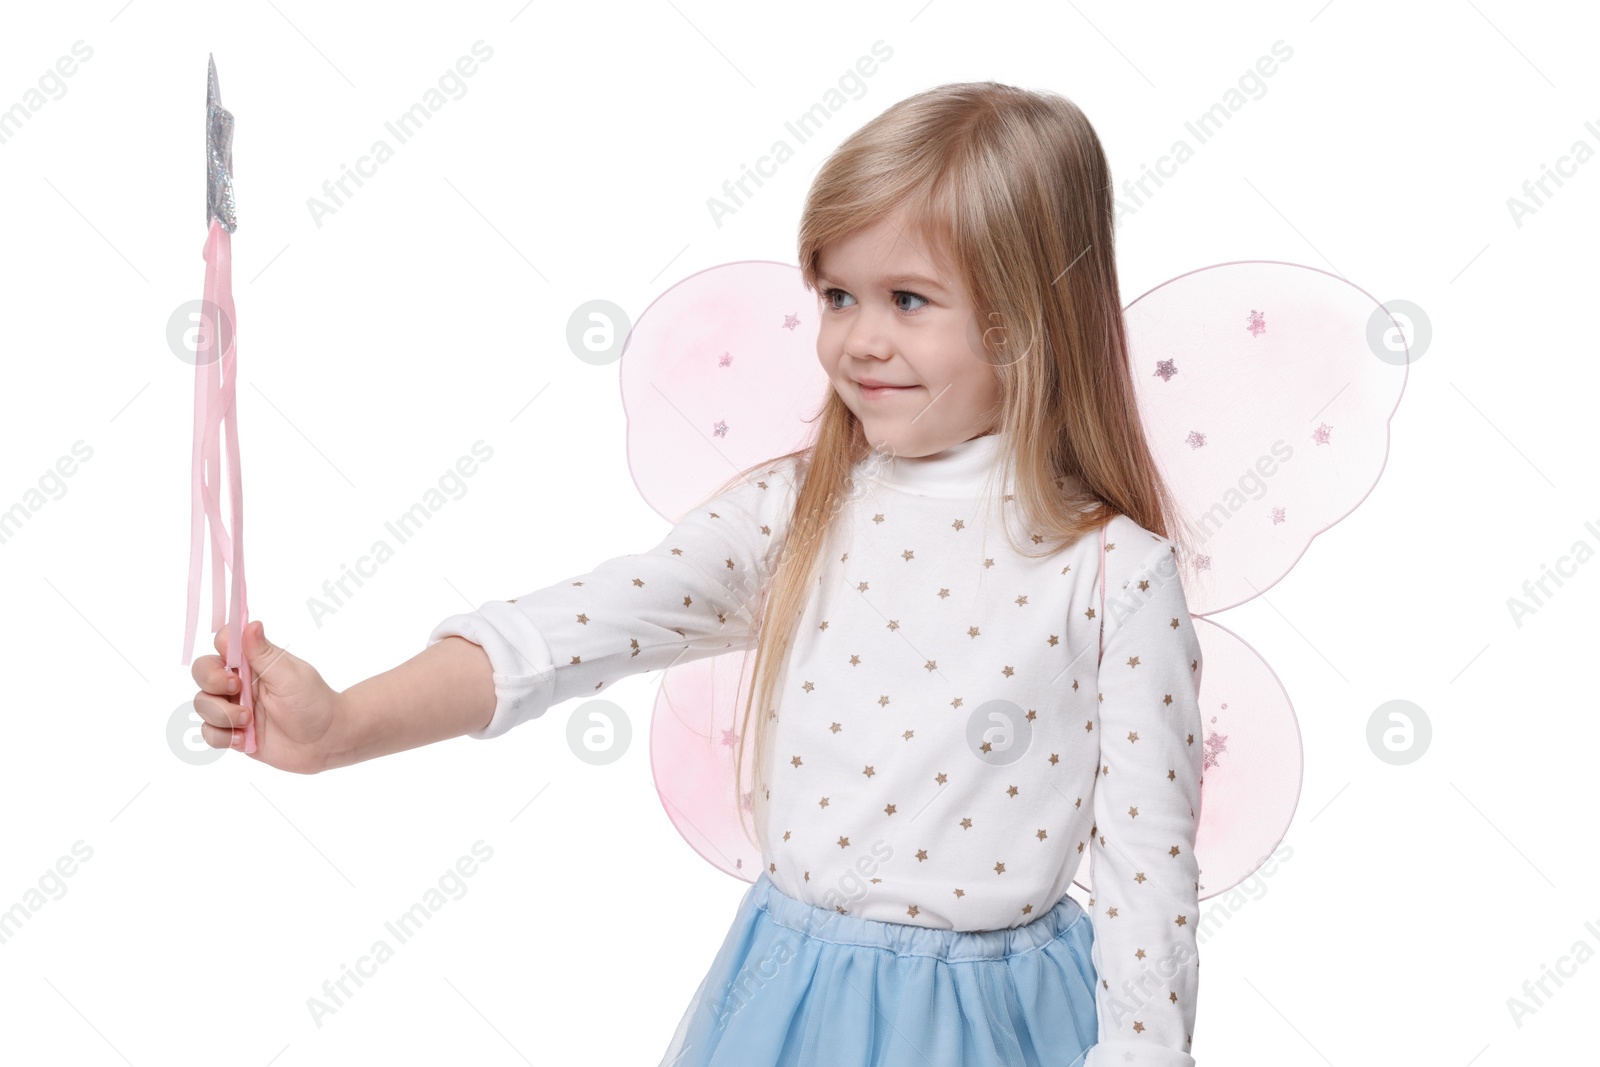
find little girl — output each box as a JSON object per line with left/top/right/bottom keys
{"left": 191, "top": 81, "right": 1205, "bottom": 1066}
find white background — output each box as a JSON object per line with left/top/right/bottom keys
{"left": 0, "top": 1, "right": 1594, "bottom": 1064}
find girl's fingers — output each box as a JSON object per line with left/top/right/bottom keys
{"left": 189, "top": 653, "right": 242, "bottom": 696}
{"left": 193, "top": 691, "right": 249, "bottom": 730}
{"left": 190, "top": 653, "right": 220, "bottom": 690}
{"left": 200, "top": 721, "right": 245, "bottom": 750}
{"left": 207, "top": 657, "right": 241, "bottom": 696}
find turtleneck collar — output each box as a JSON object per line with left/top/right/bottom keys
{"left": 869, "top": 430, "right": 1010, "bottom": 498}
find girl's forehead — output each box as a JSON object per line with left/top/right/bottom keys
{"left": 820, "top": 218, "right": 960, "bottom": 281}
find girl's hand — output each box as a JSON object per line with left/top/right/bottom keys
{"left": 190, "top": 620, "right": 346, "bottom": 775}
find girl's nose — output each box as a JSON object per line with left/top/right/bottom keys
{"left": 844, "top": 321, "right": 893, "bottom": 362}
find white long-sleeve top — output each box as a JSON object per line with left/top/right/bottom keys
{"left": 429, "top": 430, "right": 1204, "bottom": 1066}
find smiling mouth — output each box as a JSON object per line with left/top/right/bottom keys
{"left": 855, "top": 381, "right": 918, "bottom": 399}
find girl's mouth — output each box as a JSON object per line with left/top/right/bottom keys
{"left": 858, "top": 383, "right": 917, "bottom": 400}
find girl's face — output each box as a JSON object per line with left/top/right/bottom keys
{"left": 814, "top": 210, "right": 1000, "bottom": 459}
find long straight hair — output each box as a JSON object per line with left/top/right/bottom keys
{"left": 715, "top": 81, "right": 1196, "bottom": 856}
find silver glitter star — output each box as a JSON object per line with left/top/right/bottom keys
{"left": 207, "top": 54, "right": 237, "bottom": 232}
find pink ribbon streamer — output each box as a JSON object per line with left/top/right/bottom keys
{"left": 182, "top": 219, "right": 255, "bottom": 753}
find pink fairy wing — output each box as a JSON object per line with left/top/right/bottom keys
{"left": 1122, "top": 260, "right": 1409, "bottom": 615}
{"left": 621, "top": 261, "right": 823, "bottom": 882}
{"left": 1076, "top": 261, "right": 1408, "bottom": 898}
{"left": 1070, "top": 617, "right": 1305, "bottom": 901}
{"left": 1186, "top": 618, "right": 1304, "bottom": 897}
{"left": 648, "top": 652, "right": 766, "bottom": 879}
{"left": 619, "top": 260, "right": 823, "bottom": 521}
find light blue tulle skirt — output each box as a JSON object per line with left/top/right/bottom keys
{"left": 659, "top": 871, "right": 1099, "bottom": 1066}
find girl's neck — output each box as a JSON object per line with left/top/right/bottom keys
{"left": 872, "top": 430, "right": 1009, "bottom": 498}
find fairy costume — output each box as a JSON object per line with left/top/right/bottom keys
{"left": 429, "top": 259, "right": 1408, "bottom": 1064}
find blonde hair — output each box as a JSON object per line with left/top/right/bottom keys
{"left": 713, "top": 80, "right": 1197, "bottom": 857}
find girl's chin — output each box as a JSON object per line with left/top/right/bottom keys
{"left": 858, "top": 425, "right": 919, "bottom": 452}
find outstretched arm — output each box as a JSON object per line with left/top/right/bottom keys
{"left": 428, "top": 457, "right": 802, "bottom": 740}
{"left": 314, "top": 459, "right": 801, "bottom": 770}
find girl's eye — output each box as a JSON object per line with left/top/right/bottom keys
{"left": 818, "top": 287, "right": 929, "bottom": 314}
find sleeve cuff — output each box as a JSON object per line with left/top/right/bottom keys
{"left": 1084, "top": 1039, "right": 1195, "bottom": 1067}
{"left": 427, "top": 603, "right": 558, "bottom": 739}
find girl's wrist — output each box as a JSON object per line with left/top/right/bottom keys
{"left": 318, "top": 688, "right": 371, "bottom": 773}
